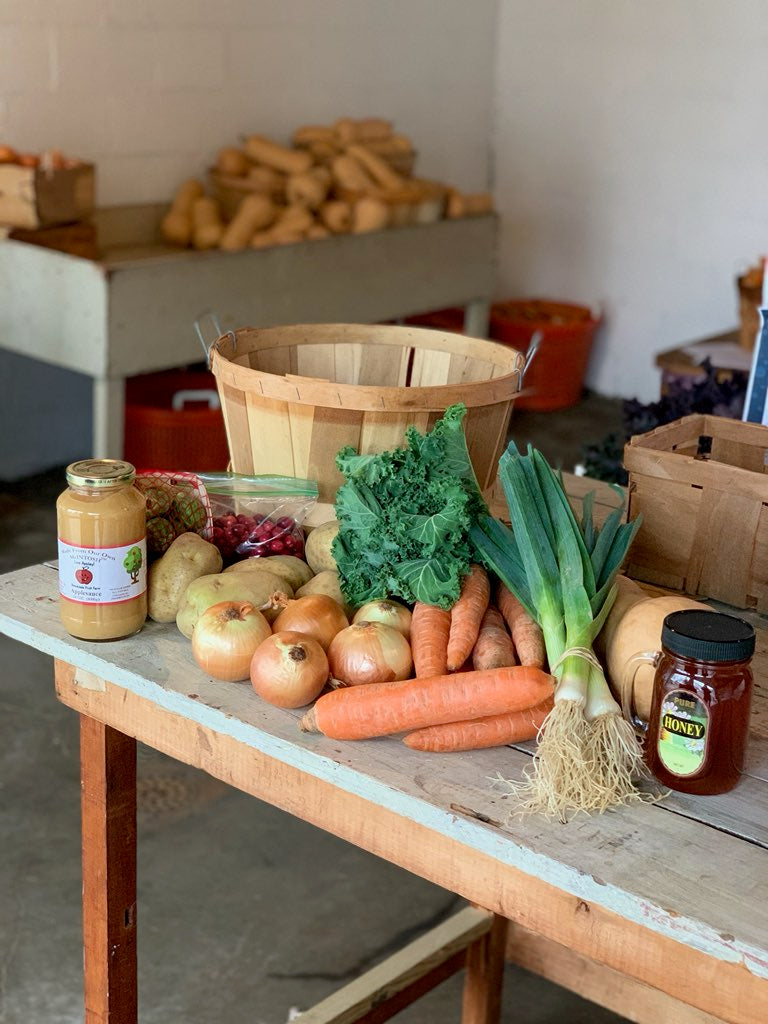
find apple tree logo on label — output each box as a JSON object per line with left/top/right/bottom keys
{"left": 657, "top": 689, "right": 709, "bottom": 777}
{"left": 75, "top": 567, "right": 93, "bottom": 585}
{"left": 123, "top": 546, "right": 143, "bottom": 584}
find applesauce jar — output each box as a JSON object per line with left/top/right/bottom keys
{"left": 57, "top": 459, "right": 147, "bottom": 641}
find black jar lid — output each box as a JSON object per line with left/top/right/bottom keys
{"left": 661, "top": 610, "right": 755, "bottom": 663}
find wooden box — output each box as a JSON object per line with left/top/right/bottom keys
{"left": 0, "top": 162, "right": 95, "bottom": 229}
{"left": 624, "top": 414, "right": 768, "bottom": 611}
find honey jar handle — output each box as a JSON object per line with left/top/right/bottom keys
{"left": 620, "top": 650, "right": 660, "bottom": 735}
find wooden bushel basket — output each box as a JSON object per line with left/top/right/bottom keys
{"left": 210, "top": 323, "right": 524, "bottom": 503}
{"left": 624, "top": 414, "right": 768, "bottom": 611}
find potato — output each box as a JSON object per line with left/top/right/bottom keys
{"left": 304, "top": 520, "right": 339, "bottom": 574}
{"left": 296, "top": 569, "right": 351, "bottom": 615}
{"left": 223, "top": 554, "right": 313, "bottom": 591}
{"left": 147, "top": 533, "right": 223, "bottom": 623}
{"left": 176, "top": 570, "right": 290, "bottom": 638}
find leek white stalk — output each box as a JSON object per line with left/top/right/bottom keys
{"left": 471, "top": 444, "right": 647, "bottom": 819}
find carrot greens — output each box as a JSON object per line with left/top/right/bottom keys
{"left": 471, "top": 442, "right": 646, "bottom": 818}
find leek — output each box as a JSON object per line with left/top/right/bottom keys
{"left": 471, "top": 443, "right": 646, "bottom": 818}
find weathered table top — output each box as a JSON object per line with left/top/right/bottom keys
{"left": 0, "top": 559, "right": 766, "bottom": 1023}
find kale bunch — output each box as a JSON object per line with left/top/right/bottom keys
{"left": 332, "top": 404, "right": 487, "bottom": 609}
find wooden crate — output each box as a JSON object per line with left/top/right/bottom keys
{"left": 624, "top": 413, "right": 768, "bottom": 611}
{"left": 0, "top": 162, "right": 95, "bottom": 229}
{"left": 211, "top": 322, "right": 523, "bottom": 503}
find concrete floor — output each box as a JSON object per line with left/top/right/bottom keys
{"left": 0, "top": 394, "right": 632, "bottom": 1024}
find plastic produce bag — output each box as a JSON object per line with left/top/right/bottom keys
{"left": 134, "top": 470, "right": 213, "bottom": 556}
{"left": 198, "top": 473, "right": 318, "bottom": 565}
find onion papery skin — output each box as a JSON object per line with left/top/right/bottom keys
{"left": 328, "top": 620, "right": 413, "bottom": 686}
{"left": 352, "top": 599, "right": 412, "bottom": 640}
{"left": 272, "top": 595, "right": 349, "bottom": 651}
{"left": 192, "top": 601, "right": 272, "bottom": 682}
{"left": 250, "top": 630, "right": 329, "bottom": 708}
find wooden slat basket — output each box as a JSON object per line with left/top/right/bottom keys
{"left": 210, "top": 323, "right": 524, "bottom": 502}
{"left": 624, "top": 413, "right": 768, "bottom": 611}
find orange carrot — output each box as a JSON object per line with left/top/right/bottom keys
{"left": 446, "top": 564, "right": 491, "bottom": 671}
{"left": 472, "top": 605, "right": 517, "bottom": 671}
{"left": 298, "top": 665, "right": 555, "bottom": 740}
{"left": 410, "top": 602, "right": 451, "bottom": 678}
{"left": 497, "top": 583, "right": 546, "bottom": 668}
{"left": 403, "top": 696, "right": 553, "bottom": 752}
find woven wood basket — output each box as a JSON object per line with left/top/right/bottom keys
{"left": 210, "top": 323, "right": 524, "bottom": 502}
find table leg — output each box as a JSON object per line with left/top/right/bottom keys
{"left": 92, "top": 376, "right": 125, "bottom": 459}
{"left": 80, "top": 716, "right": 138, "bottom": 1024}
{"left": 460, "top": 913, "right": 507, "bottom": 1024}
{"left": 463, "top": 299, "right": 491, "bottom": 339}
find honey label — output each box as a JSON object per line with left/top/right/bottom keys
{"left": 58, "top": 537, "right": 147, "bottom": 605}
{"left": 657, "top": 689, "right": 709, "bottom": 777}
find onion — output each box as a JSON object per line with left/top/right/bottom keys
{"left": 250, "top": 631, "right": 329, "bottom": 708}
{"left": 272, "top": 594, "right": 348, "bottom": 651}
{"left": 192, "top": 601, "right": 272, "bottom": 682}
{"left": 328, "top": 621, "right": 413, "bottom": 686}
{"left": 352, "top": 599, "right": 412, "bottom": 640}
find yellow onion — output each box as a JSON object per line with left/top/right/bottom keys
{"left": 328, "top": 621, "right": 413, "bottom": 686}
{"left": 352, "top": 599, "right": 412, "bottom": 640}
{"left": 192, "top": 601, "right": 271, "bottom": 681}
{"left": 250, "top": 631, "right": 329, "bottom": 708}
{"left": 272, "top": 594, "right": 348, "bottom": 650}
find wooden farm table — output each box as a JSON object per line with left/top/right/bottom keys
{"left": 1, "top": 556, "right": 767, "bottom": 1023}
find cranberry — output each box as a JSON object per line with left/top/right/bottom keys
{"left": 268, "top": 538, "right": 286, "bottom": 554}
{"left": 275, "top": 516, "right": 295, "bottom": 530}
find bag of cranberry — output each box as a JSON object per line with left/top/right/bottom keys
{"left": 197, "top": 473, "right": 318, "bottom": 566}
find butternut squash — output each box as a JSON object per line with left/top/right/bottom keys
{"left": 596, "top": 576, "right": 713, "bottom": 722}
{"left": 243, "top": 134, "right": 313, "bottom": 176}
{"left": 346, "top": 143, "right": 404, "bottom": 190}
{"left": 331, "top": 153, "right": 376, "bottom": 192}
{"left": 286, "top": 168, "right": 330, "bottom": 209}
{"left": 191, "top": 196, "right": 224, "bottom": 250}
{"left": 319, "top": 199, "right": 352, "bottom": 234}
{"left": 351, "top": 196, "right": 389, "bottom": 234}
{"left": 216, "top": 147, "right": 249, "bottom": 177}
{"left": 161, "top": 178, "right": 204, "bottom": 247}
{"left": 219, "top": 193, "right": 276, "bottom": 251}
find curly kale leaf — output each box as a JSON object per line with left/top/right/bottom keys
{"left": 332, "top": 404, "right": 487, "bottom": 609}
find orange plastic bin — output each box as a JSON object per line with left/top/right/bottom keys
{"left": 490, "top": 299, "right": 600, "bottom": 411}
{"left": 124, "top": 368, "right": 230, "bottom": 472}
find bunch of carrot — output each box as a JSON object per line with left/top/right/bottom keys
{"left": 300, "top": 564, "right": 553, "bottom": 752}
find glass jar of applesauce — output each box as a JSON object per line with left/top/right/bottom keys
{"left": 57, "top": 459, "right": 147, "bottom": 641}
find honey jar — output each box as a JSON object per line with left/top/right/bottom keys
{"left": 644, "top": 610, "right": 755, "bottom": 795}
{"left": 57, "top": 459, "right": 147, "bottom": 641}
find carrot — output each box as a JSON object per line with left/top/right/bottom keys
{"left": 410, "top": 602, "right": 451, "bottom": 678}
{"left": 298, "top": 665, "right": 555, "bottom": 740}
{"left": 446, "top": 564, "right": 491, "bottom": 671}
{"left": 472, "top": 605, "right": 517, "bottom": 671}
{"left": 403, "top": 696, "right": 553, "bottom": 752}
{"left": 497, "top": 582, "right": 546, "bottom": 668}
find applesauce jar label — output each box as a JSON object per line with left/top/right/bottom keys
{"left": 58, "top": 537, "right": 147, "bottom": 605}
{"left": 657, "top": 689, "right": 709, "bottom": 777}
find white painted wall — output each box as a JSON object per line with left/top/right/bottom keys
{"left": 494, "top": 0, "right": 767, "bottom": 402}
{"left": 0, "top": 0, "right": 497, "bottom": 204}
